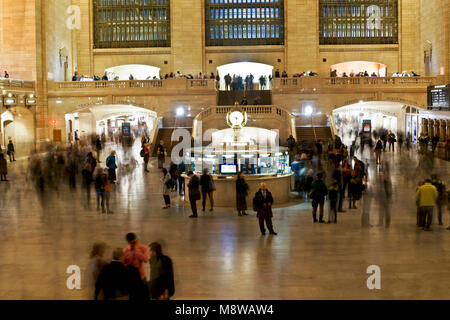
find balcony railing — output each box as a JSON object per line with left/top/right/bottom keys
{"left": 196, "top": 105, "right": 291, "bottom": 122}
{"left": 53, "top": 79, "right": 216, "bottom": 91}
{"left": 0, "top": 79, "right": 35, "bottom": 90}
{"left": 273, "top": 76, "right": 436, "bottom": 89}
{"left": 51, "top": 76, "right": 437, "bottom": 93}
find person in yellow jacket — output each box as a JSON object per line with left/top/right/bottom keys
{"left": 416, "top": 179, "right": 438, "bottom": 231}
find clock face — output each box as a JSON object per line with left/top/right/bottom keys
{"left": 229, "top": 111, "right": 244, "bottom": 126}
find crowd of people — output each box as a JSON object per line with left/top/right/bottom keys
{"left": 88, "top": 234, "right": 174, "bottom": 300}
{"left": 330, "top": 69, "right": 420, "bottom": 78}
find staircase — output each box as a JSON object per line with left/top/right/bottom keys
{"left": 217, "top": 90, "right": 272, "bottom": 106}
{"left": 151, "top": 127, "right": 194, "bottom": 157}
{"left": 296, "top": 126, "right": 332, "bottom": 143}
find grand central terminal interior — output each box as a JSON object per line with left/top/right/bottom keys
{"left": 0, "top": 0, "right": 449, "bottom": 302}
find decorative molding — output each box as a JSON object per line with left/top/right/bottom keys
{"left": 206, "top": 46, "right": 285, "bottom": 54}
{"left": 319, "top": 45, "right": 399, "bottom": 53}
{"left": 93, "top": 48, "right": 172, "bottom": 56}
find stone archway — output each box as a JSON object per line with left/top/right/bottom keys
{"left": 1, "top": 107, "right": 35, "bottom": 158}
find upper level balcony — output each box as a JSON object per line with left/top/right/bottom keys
{"left": 47, "top": 76, "right": 440, "bottom": 98}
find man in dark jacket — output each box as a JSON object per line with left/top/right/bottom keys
{"left": 253, "top": 183, "right": 277, "bottom": 236}
{"left": 188, "top": 171, "right": 201, "bottom": 218}
{"left": 310, "top": 172, "right": 329, "bottom": 223}
{"left": 148, "top": 242, "right": 175, "bottom": 300}
{"left": 200, "top": 168, "right": 214, "bottom": 212}
{"left": 7, "top": 140, "right": 15, "bottom": 162}
{"left": 95, "top": 248, "right": 147, "bottom": 300}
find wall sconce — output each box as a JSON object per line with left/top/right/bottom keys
{"left": 25, "top": 93, "right": 37, "bottom": 109}
{"left": 3, "top": 93, "right": 17, "bottom": 108}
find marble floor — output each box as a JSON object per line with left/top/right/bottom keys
{"left": 0, "top": 143, "right": 449, "bottom": 300}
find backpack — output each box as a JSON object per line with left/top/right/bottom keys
{"left": 106, "top": 156, "right": 112, "bottom": 168}
{"left": 140, "top": 149, "right": 145, "bottom": 158}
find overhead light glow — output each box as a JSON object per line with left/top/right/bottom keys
{"left": 304, "top": 105, "right": 313, "bottom": 116}
{"left": 176, "top": 107, "right": 185, "bottom": 117}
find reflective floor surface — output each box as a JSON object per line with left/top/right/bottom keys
{"left": 0, "top": 143, "right": 449, "bottom": 300}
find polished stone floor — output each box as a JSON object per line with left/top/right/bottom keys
{"left": 0, "top": 143, "right": 449, "bottom": 300}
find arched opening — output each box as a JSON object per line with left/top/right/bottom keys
{"left": 1, "top": 108, "right": 35, "bottom": 158}
{"left": 104, "top": 64, "right": 161, "bottom": 80}
{"left": 216, "top": 62, "right": 274, "bottom": 90}
{"left": 64, "top": 105, "right": 158, "bottom": 144}
{"left": 330, "top": 61, "right": 388, "bottom": 77}
{"left": 332, "top": 101, "right": 420, "bottom": 146}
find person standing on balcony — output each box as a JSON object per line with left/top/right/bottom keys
{"left": 274, "top": 69, "right": 280, "bottom": 78}
{"left": 72, "top": 72, "right": 78, "bottom": 81}
{"left": 102, "top": 72, "right": 108, "bottom": 81}
{"left": 224, "top": 74, "right": 231, "bottom": 91}
{"left": 281, "top": 71, "right": 288, "bottom": 78}
{"left": 157, "top": 140, "right": 166, "bottom": 169}
{"left": 215, "top": 73, "right": 220, "bottom": 90}
{"left": 4, "top": 71, "right": 9, "bottom": 78}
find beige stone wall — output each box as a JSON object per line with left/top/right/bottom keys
{"left": 0, "top": 0, "right": 37, "bottom": 80}
{"left": 73, "top": 0, "right": 92, "bottom": 76}
{"left": 171, "top": 0, "right": 203, "bottom": 74}
{"left": 420, "top": 0, "right": 449, "bottom": 77}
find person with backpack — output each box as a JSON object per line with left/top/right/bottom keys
{"left": 148, "top": 242, "right": 175, "bottom": 300}
{"left": 106, "top": 150, "right": 117, "bottom": 184}
{"left": 310, "top": 172, "right": 329, "bottom": 223}
{"left": 162, "top": 168, "right": 172, "bottom": 209}
{"left": 374, "top": 138, "right": 383, "bottom": 164}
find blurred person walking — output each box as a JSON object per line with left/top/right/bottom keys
{"left": 431, "top": 174, "right": 446, "bottom": 226}
{"left": 187, "top": 171, "right": 201, "bottom": 218}
{"left": 236, "top": 171, "right": 249, "bottom": 216}
{"left": 148, "top": 242, "right": 175, "bottom": 300}
{"left": 95, "top": 136, "right": 102, "bottom": 162}
{"left": 374, "top": 138, "right": 383, "bottom": 164}
{"left": 162, "top": 168, "right": 172, "bottom": 209}
{"left": 95, "top": 248, "right": 144, "bottom": 300}
{"left": 416, "top": 179, "right": 438, "bottom": 231}
{"left": 157, "top": 140, "right": 166, "bottom": 169}
{"left": 309, "top": 172, "right": 328, "bottom": 223}
{"left": 87, "top": 242, "right": 107, "bottom": 299}
{"left": 94, "top": 168, "right": 107, "bottom": 213}
{"left": 106, "top": 150, "right": 117, "bottom": 184}
{"left": 7, "top": 140, "right": 15, "bottom": 162}
{"left": 123, "top": 233, "right": 150, "bottom": 284}
{"left": 0, "top": 153, "right": 8, "bottom": 181}
{"left": 327, "top": 179, "right": 339, "bottom": 224}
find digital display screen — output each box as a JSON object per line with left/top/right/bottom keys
{"left": 122, "top": 123, "right": 131, "bottom": 136}
{"left": 220, "top": 164, "right": 237, "bottom": 175}
{"left": 428, "top": 84, "right": 449, "bottom": 110}
{"left": 363, "top": 121, "right": 371, "bottom": 133}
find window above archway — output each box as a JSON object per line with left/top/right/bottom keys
{"left": 93, "top": 0, "right": 170, "bottom": 49}
{"left": 319, "top": 0, "right": 398, "bottom": 45}
{"left": 205, "top": 0, "right": 284, "bottom": 46}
